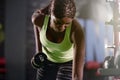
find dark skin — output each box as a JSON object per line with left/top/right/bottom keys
{"left": 32, "top": 9, "right": 85, "bottom": 80}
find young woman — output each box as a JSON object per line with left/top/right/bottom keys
{"left": 31, "top": 0, "right": 85, "bottom": 80}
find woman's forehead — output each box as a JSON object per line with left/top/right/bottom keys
{"left": 51, "top": 15, "right": 73, "bottom": 23}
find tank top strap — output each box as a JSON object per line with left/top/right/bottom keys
{"left": 42, "top": 15, "right": 50, "bottom": 30}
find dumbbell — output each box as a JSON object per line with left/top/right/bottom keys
{"left": 31, "top": 52, "right": 47, "bottom": 68}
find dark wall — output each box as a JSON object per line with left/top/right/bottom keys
{"left": 0, "top": 0, "right": 5, "bottom": 57}
{"left": 5, "top": 0, "right": 27, "bottom": 80}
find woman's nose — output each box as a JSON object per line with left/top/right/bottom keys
{"left": 60, "top": 24, "right": 66, "bottom": 29}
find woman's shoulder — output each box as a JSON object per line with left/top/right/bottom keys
{"left": 31, "top": 5, "right": 50, "bottom": 27}
{"left": 72, "top": 19, "right": 83, "bottom": 32}
{"left": 31, "top": 9, "right": 46, "bottom": 27}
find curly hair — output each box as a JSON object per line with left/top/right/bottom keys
{"left": 50, "top": 0, "right": 76, "bottom": 18}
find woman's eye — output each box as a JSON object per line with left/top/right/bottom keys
{"left": 54, "top": 21, "right": 62, "bottom": 25}
{"left": 65, "top": 23, "right": 70, "bottom": 25}
{"left": 54, "top": 20, "right": 71, "bottom": 26}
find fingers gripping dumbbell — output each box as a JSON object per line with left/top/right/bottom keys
{"left": 31, "top": 52, "right": 47, "bottom": 68}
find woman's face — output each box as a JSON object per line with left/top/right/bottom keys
{"left": 50, "top": 15, "right": 73, "bottom": 32}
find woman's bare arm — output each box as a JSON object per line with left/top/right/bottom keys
{"left": 72, "top": 20, "right": 85, "bottom": 80}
